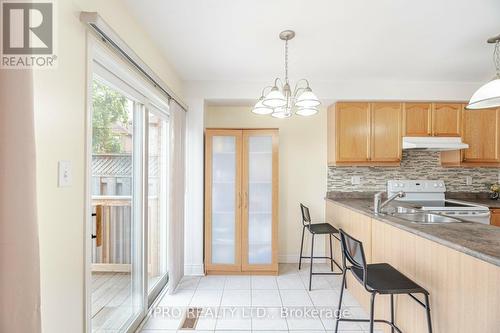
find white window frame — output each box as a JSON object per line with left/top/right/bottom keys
{"left": 84, "top": 33, "right": 171, "bottom": 333}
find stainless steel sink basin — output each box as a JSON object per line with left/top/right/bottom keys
{"left": 393, "top": 212, "right": 462, "bottom": 224}
{"left": 383, "top": 206, "right": 419, "bottom": 214}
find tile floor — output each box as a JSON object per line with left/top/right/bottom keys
{"left": 139, "top": 264, "right": 382, "bottom": 333}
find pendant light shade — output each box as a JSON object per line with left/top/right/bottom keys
{"left": 467, "top": 35, "right": 500, "bottom": 110}
{"left": 252, "top": 98, "right": 274, "bottom": 115}
{"left": 295, "top": 87, "right": 320, "bottom": 108}
{"left": 467, "top": 77, "right": 500, "bottom": 109}
{"left": 296, "top": 107, "right": 319, "bottom": 116}
{"left": 262, "top": 86, "right": 286, "bottom": 108}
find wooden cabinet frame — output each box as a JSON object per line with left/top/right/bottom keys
{"left": 204, "top": 129, "right": 243, "bottom": 273}
{"left": 205, "top": 128, "right": 279, "bottom": 275}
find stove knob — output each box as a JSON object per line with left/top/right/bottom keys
{"left": 438, "top": 183, "right": 443, "bottom": 187}
{"left": 433, "top": 183, "right": 438, "bottom": 187}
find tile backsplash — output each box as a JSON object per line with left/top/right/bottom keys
{"left": 327, "top": 150, "right": 500, "bottom": 192}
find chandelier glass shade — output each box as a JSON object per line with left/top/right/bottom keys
{"left": 252, "top": 30, "right": 320, "bottom": 118}
{"left": 467, "top": 34, "right": 500, "bottom": 110}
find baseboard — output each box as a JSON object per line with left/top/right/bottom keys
{"left": 184, "top": 263, "right": 205, "bottom": 276}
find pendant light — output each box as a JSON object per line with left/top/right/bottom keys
{"left": 467, "top": 34, "right": 500, "bottom": 109}
{"left": 252, "top": 30, "right": 320, "bottom": 117}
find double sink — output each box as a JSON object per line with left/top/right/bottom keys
{"left": 381, "top": 206, "right": 463, "bottom": 224}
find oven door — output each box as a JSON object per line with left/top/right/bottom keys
{"left": 439, "top": 211, "right": 491, "bottom": 224}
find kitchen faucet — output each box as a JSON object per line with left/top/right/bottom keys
{"left": 373, "top": 191, "right": 406, "bottom": 214}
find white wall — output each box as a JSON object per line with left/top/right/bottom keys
{"left": 33, "top": 1, "right": 183, "bottom": 332}
{"left": 183, "top": 79, "right": 483, "bottom": 274}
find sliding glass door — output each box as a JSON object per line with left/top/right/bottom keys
{"left": 90, "top": 78, "right": 144, "bottom": 332}
{"left": 87, "top": 41, "right": 172, "bottom": 333}
{"left": 147, "top": 108, "right": 169, "bottom": 303}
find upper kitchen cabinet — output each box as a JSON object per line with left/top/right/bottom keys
{"left": 431, "top": 103, "right": 462, "bottom": 136}
{"left": 404, "top": 102, "right": 462, "bottom": 137}
{"left": 462, "top": 107, "right": 500, "bottom": 164}
{"left": 329, "top": 102, "right": 370, "bottom": 164}
{"left": 403, "top": 103, "right": 432, "bottom": 136}
{"left": 328, "top": 102, "right": 401, "bottom": 166}
{"left": 371, "top": 103, "right": 402, "bottom": 162}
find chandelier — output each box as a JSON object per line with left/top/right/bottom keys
{"left": 252, "top": 30, "right": 320, "bottom": 118}
{"left": 467, "top": 33, "right": 500, "bottom": 109}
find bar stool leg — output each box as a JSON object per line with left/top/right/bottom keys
{"left": 369, "top": 293, "right": 376, "bottom": 333}
{"left": 390, "top": 294, "right": 395, "bottom": 333}
{"left": 424, "top": 294, "right": 433, "bottom": 333}
{"left": 334, "top": 270, "right": 347, "bottom": 333}
{"left": 329, "top": 234, "right": 334, "bottom": 271}
{"left": 309, "top": 233, "right": 315, "bottom": 291}
{"left": 299, "top": 226, "right": 305, "bottom": 270}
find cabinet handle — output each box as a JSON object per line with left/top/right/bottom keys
{"left": 238, "top": 192, "right": 241, "bottom": 209}
{"left": 244, "top": 192, "right": 248, "bottom": 209}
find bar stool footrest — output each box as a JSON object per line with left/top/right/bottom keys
{"left": 337, "top": 318, "right": 403, "bottom": 333}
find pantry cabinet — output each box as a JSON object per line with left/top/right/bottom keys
{"left": 204, "top": 128, "right": 279, "bottom": 275}
{"left": 328, "top": 102, "right": 401, "bottom": 166}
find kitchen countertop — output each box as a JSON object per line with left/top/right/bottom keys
{"left": 326, "top": 195, "right": 500, "bottom": 267}
{"left": 446, "top": 192, "right": 500, "bottom": 209}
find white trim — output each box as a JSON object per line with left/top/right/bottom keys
{"left": 84, "top": 32, "right": 94, "bottom": 333}
{"left": 184, "top": 264, "right": 205, "bottom": 276}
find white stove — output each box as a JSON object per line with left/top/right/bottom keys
{"left": 387, "top": 180, "right": 491, "bottom": 224}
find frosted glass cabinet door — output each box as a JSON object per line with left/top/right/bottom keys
{"left": 205, "top": 130, "right": 242, "bottom": 271}
{"left": 242, "top": 130, "right": 278, "bottom": 270}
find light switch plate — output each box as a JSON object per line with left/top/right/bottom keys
{"left": 351, "top": 176, "right": 361, "bottom": 185}
{"left": 58, "top": 160, "right": 72, "bottom": 187}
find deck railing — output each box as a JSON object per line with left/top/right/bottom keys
{"left": 91, "top": 196, "right": 160, "bottom": 276}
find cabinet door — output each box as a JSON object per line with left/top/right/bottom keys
{"left": 205, "top": 129, "right": 242, "bottom": 272}
{"left": 432, "top": 103, "right": 462, "bottom": 136}
{"left": 241, "top": 130, "right": 278, "bottom": 273}
{"left": 404, "top": 103, "right": 432, "bottom": 136}
{"left": 491, "top": 209, "right": 500, "bottom": 227}
{"left": 463, "top": 108, "right": 500, "bottom": 163}
{"left": 335, "top": 103, "right": 370, "bottom": 162}
{"left": 371, "top": 103, "right": 402, "bottom": 162}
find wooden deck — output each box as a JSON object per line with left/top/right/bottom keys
{"left": 92, "top": 272, "right": 133, "bottom": 332}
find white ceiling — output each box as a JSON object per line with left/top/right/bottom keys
{"left": 124, "top": 0, "right": 500, "bottom": 84}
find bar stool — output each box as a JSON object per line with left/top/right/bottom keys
{"left": 298, "top": 203, "right": 343, "bottom": 291}
{"left": 335, "top": 229, "right": 433, "bottom": 333}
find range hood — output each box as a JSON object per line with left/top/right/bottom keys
{"left": 402, "top": 137, "right": 469, "bottom": 151}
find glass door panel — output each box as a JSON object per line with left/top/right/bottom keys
{"left": 90, "top": 79, "right": 143, "bottom": 332}
{"left": 211, "top": 136, "right": 237, "bottom": 264}
{"left": 247, "top": 136, "right": 273, "bottom": 264}
{"left": 147, "top": 111, "right": 169, "bottom": 297}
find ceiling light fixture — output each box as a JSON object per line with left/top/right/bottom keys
{"left": 467, "top": 34, "right": 500, "bottom": 109}
{"left": 252, "top": 30, "right": 320, "bottom": 117}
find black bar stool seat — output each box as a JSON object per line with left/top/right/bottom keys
{"left": 298, "top": 203, "right": 343, "bottom": 291}
{"left": 352, "top": 263, "right": 428, "bottom": 295}
{"left": 306, "top": 223, "right": 339, "bottom": 234}
{"left": 336, "top": 229, "right": 433, "bottom": 333}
